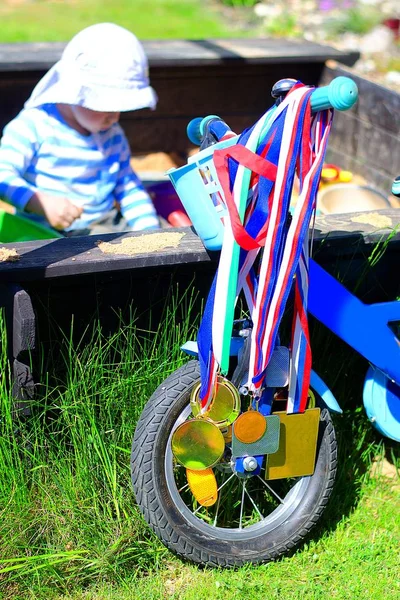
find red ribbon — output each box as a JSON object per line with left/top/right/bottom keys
{"left": 213, "top": 144, "right": 277, "bottom": 251}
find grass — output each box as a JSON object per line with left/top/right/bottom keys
{"left": 52, "top": 479, "right": 400, "bottom": 599}
{"left": 0, "top": 281, "right": 399, "bottom": 598}
{"left": 219, "top": 0, "right": 257, "bottom": 6}
{"left": 0, "top": 290, "right": 199, "bottom": 598}
{"left": 264, "top": 13, "right": 301, "bottom": 39}
{"left": 1, "top": 230, "right": 400, "bottom": 598}
{"left": 0, "top": 0, "right": 234, "bottom": 42}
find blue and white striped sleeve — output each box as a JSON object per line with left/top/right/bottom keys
{"left": 0, "top": 112, "right": 39, "bottom": 210}
{"left": 114, "top": 135, "right": 160, "bottom": 231}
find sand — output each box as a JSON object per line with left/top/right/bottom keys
{"left": 351, "top": 213, "right": 393, "bottom": 229}
{"left": 0, "top": 247, "right": 20, "bottom": 262}
{"left": 96, "top": 231, "right": 185, "bottom": 256}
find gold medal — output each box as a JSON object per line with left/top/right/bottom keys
{"left": 171, "top": 419, "right": 225, "bottom": 470}
{"left": 190, "top": 376, "right": 240, "bottom": 428}
{"left": 234, "top": 410, "right": 267, "bottom": 444}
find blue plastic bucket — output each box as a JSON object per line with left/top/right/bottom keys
{"left": 167, "top": 136, "right": 237, "bottom": 251}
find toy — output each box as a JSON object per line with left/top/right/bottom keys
{"left": 131, "top": 77, "right": 400, "bottom": 567}
{"left": 318, "top": 183, "right": 390, "bottom": 214}
{"left": 145, "top": 179, "right": 191, "bottom": 227}
{"left": 320, "top": 163, "right": 353, "bottom": 184}
{"left": 0, "top": 210, "right": 62, "bottom": 243}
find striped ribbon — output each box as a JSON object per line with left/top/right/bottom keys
{"left": 198, "top": 106, "right": 280, "bottom": 409}
{"left": 197, "top": 84, "right": 332, "bottom": 412}
{"left": 287, "top": 110, "right": 331, "bottom": 413}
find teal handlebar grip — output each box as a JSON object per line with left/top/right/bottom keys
{"left": 187, "top": 114, "right": 221, "bottom": 145}
{"left": 186, "top": 117, "right": 203, "bottom": 145}
{"left": 392, "top": 177, "right": 400, "bottom": 198}
{"left": 310, "top": 76, "right": 358, "bottom": 112}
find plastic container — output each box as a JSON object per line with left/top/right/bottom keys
{"left": 318, "top": 184, "right": 390, "bottom": 215}
{"left": 0, "top": 210, "right": 62, "bottom": 243}
{"left": 167, "top": 136, "right": 238, "bottom": 250}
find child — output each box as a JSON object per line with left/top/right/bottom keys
{"left": 0, "top": 23, "right": 160, "bottom": 234}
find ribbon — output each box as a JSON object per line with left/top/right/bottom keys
{"left": 197, "top": 83, "right": 333, "bottom": 412}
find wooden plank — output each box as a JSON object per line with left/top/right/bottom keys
{"left": 313, "top": 208, "right": 400, "bottom": 243}
{"left": 0, "top": 283, "right": 36, "bottom": 414}
{"left": 324, "top": 110, "right": 358, "bottom": 156}
{"left": 0, "top": 42, "right": 64, "bottom": 71}
{"left": 356, "top": 125, "right": 400, "bottom": 177}
{"left": 0, "top": 39, "right": 359, "bottom": 72}
{"left": 326, "top": 148, "right": 397, "bottom": 196}
{"left": 0, "top": 210, "right": 399, "bottom": 283}
{"left": 0, "top": 71, "right": 44, "bottom": 135}
{"left": 12, "top": 287, "right": 36, "bottom": 358}
{"left": 126, "top": 63, "right": 324, "bottom": 116}
{"left": 143, "top": 39, "right": 359, "bottom": 67}
{"left": 0, "top": 283, "right": 35, "bottom": 358}
{"left": 0, "top": 228, "right": 211, "bottom": 282}
{"left": 12, "top": 358, "right": 35, "bottom": 414}
{"left": 328, "top": 112, "right": 399, "bottom": 179}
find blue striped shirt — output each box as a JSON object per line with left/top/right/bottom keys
{"left": 0, "top": 104, "right": 159, "bottom": 231}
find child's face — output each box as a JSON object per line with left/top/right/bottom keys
{"left": 71, "top": 106, "right": 121, "bottom": 134}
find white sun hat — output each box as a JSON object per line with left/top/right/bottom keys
{"left": 25, "top": 23, "right": 157, "bottom": 112}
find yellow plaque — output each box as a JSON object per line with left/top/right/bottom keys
{"left": 265, "top": 408, "right": 320, "bottom": 480}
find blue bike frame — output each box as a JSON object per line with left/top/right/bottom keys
{"left": 309, "top": 258, "right": 400, "bottom": 385}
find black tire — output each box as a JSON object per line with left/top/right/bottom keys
{"left": 131, "top": 360, "right": 337, "bottom": 567}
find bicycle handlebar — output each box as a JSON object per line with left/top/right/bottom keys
{"left": 310, "top": 76, "right": 358, "bottom": 112}
{"left": 187, "top": 76, "right": 358, "bottom": 146}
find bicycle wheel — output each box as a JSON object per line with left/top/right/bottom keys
{"left": 131, "top": 360, "right": 337, "bottom": 567}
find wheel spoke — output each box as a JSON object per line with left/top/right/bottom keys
{"left": 193, "top": 503, "right": 204, "bottom": 516}
{"left": 244, "top": 484, "right": 264, "bottom": 520}
{"left": 239, "top": 480, "right": 246, "bottom": 529}
{"left": 257, "top": 475, "right": 285, "bottom": 504}
{"left": 212, "top": 481, "right": 223, "bottom": 527}
{"left": 216, "top": 472, "right": 236, "bottom": 493}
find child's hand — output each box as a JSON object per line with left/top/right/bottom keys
{"left": 26, "top": 192, "right": 83, "bottom": 230}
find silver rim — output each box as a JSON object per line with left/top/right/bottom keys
{"left": 165, "top": 404, "right": 312, "bottom": 541}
